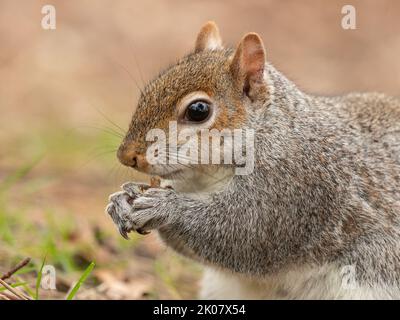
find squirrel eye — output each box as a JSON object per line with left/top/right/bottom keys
{"left": 185, "top": 100, "right": 211, "bottom": 122}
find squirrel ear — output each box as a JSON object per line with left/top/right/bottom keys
{"left": 195, "top": 21, "right": 223, "bottom": 53}
{"left": 230, "top": 33, "right": 267, "bottom": 102}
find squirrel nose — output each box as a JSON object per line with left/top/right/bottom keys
{"left": 117, "top": 146, "right": 138, "bottom": 168}
{"left": 117, "top": 144, "right": 149, "bottom": 172}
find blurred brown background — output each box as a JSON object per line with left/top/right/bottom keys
{"left": 0, "top": 0, "right": 399, "bottom": 299}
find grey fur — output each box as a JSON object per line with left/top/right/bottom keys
{"left": 107, "top": 63, "right": 400, "bottom": 296}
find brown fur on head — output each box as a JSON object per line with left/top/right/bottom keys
{"left": 117, "top": 21, "right": 269, "bottom": 178}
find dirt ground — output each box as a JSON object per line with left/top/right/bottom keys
{"left": 0, "top": 0, "right": 399, "bottom": 299}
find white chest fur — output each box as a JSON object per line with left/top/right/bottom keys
{"left": 200, "top": 265, "right": 399, "bottom": 299}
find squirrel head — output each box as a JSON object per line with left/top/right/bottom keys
{"left": 118, "top": 21, "right": 269, "bottom": 179}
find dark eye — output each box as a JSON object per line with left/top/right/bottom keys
{"left": 185, "top": 100, "right": 211, "bottom": 122}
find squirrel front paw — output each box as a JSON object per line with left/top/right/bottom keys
{"left": 106, "top": 182, "right": 172, "bottom": 239}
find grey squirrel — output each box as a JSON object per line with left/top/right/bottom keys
{"left": 106, "top": 21, "right": 400, "bottom": 299}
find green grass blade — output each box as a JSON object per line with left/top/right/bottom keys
{"left": 66, "top": 262, "right": 95, "bottom": 300}
{"left": 0, "top": 281, "right": 27, "bottom": 292}
{"left": 35, "top": 256, "right": 46, "bottom": 300}
{"left": 15, "top": 276, "right": 35, "bottom": 299}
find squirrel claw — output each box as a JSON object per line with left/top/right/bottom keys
{"left": 107, "top": 180, "right": 171, "bottom": 239}
{"left": 136, "top": 228, "right": 150, "bottom": 235}
{"left": 119, "top": 228, "right": 130, "bottom": 240}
